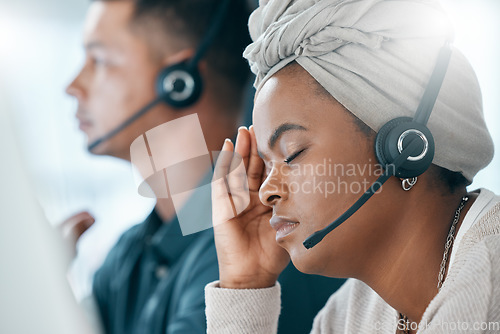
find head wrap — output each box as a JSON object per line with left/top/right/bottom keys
{"left": 244, "top": 0, "right": 494, "bottom": 182}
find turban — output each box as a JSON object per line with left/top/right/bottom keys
{"left": 244, "top": 0, "right": 494, "bottom": 182}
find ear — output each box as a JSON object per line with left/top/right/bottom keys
{"left": 162, "top": 48, "right": 208, "bottom": 75}
{"left": 162, "top": 48, "right": 196, "bottom": 67}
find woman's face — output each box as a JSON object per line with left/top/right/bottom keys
{"left": 253, "top": 65, "right": 398, "bottom": 277}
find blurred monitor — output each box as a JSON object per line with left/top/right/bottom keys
{"left": 0, "top": 107, "right": 94, "bottom": 334}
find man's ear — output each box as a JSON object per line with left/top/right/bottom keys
{"left": 162, "top": 48, "right": 208, "bottom": 74}
{"left": 162, "top": 48, "right": 196, "bottom": 67}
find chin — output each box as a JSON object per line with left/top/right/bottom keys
{"left": 286, "top": 241, "right": 328, "bottom": 275}
{"left": 86, "top": 136, "right": 127, "bottom": 159}
{"left": 87, "top": 142, "right": 106, "bottom": 155}
{"left": 87, "top": 140, "right": 116, "bottom": 158}
{"left": 286, "top": 234, "right": 350, "bottom": 278}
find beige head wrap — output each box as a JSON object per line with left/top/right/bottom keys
{"left": 244, "top": 0, "right": 494, "bottom": 182}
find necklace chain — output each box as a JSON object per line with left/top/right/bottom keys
{"left": 437, "top": 195, "right": 469, "bottom": 290}
{"left": 399, "top": 195, "right": 469, "bottom": 334}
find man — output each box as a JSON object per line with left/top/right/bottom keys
{"left": 66, "top": 0, "right": 344, "bottom": 333}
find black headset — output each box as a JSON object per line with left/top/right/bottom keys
{"left": 155, "top": 0, "right": 231, "bottom": 108}
{"left": 303, "top": 38, "right": 453, "bottom": 249}
{"left": 88, "top": 0, "right": 231, "bottom": 151}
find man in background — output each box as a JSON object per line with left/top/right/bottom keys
{"left": 65, "top": 0, "right": 344, "bottom": 333}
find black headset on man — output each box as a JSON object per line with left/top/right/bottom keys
{"left": 88, "top": 0, "right": 231, "bottom": 151}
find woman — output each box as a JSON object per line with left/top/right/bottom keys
{"left": 205, "top": 0, "right": 500, "bottom": 333}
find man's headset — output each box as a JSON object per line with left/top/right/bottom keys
{"left": 88, "top": 0, "right": 231, "bottom": 151}
{"left": 303, "top": 38, "right": 453, "bottom": 249}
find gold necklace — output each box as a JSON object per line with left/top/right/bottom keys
{"left": 398, "top": 195, "right": 469, "bottom": 334}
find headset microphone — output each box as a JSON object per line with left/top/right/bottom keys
{"left": 303, "top": 39, "right": 453, "bottom": 249}
{"left": 87, "top": 95, "right": 165, "bottom": 151}
{"left": 87, "top": 0, "right": 231, "bottom": 151}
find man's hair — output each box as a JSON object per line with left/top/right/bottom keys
{"left": 100, "top": 0, "right": 253, "bottom": 111}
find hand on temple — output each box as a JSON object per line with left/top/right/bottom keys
{"left": 211, "top": 126, "right": 290, "bottom": 289}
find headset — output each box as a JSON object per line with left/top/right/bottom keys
{"left": 303, "top": 38, "right": 453, "bottom": 249}
{"left": 88, "top": 0, "right": 231, "bottom": 151}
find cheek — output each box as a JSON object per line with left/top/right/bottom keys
{"left": 285, "top": 154, "right": 380, "bottom": 238}
{"left": 284, "top": 164, "right": 354, "bottom": 226}
{"left": 87, "top": 68, "right": 156, "bottom": 127}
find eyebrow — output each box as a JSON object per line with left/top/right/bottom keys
{"left": 269, "top": 123, "right": 307, "bottom": 149}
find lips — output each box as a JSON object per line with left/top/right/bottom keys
{"left": 270, "top": 215, "right": 299, "bottom": 241}
{"left": 78, "top": 120, "right": 93, "bottom": 131}
{"left": 76, "top": 113, "right": 93, "bottom": 132}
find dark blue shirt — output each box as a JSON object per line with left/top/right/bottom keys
{"left": 93, "top": 210, "right": 218, "bottom": 334}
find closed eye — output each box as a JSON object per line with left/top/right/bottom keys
{"left": 284, "top": 148, "right": 306, "bottom": 164}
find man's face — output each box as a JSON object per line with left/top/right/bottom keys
{"left": 66, "top": 1, "right": 164, "bottom": 159}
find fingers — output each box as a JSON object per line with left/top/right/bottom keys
{"left": 62, "top": 211, "right": 94, "bottom": 226}
{"left": 212, "top": 126, "right": 265, "bottom": 223}
{"left": 74, "top": 218, "right": 94, "bottom": 239}
{"left": 212, "top": 139, "right": 238, "bottom": 225}
{"left": 227, "top": 128, "right": 251, "bottom": 214}
{"left": 61, "top": 212, "right": 95, "bottom": 237}
{"left": 247, "top": 125, "right": 266, "bottom": 192}
{"left": 212, "top": 138, "right": 234, "bottom": 181}
{"left": 60, "top": 211, "right": 95, "bottom": 252}
{"left": 228, "top": 128, "right": 249, "bottom": 189}
{"left": 233, "top": 126, "right": 250, "bottom": 172}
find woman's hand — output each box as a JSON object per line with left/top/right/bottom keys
{"left": 212, "top": 126, "right": 290, "bottom": 289}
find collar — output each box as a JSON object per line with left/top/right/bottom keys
{"left": 145, "top": 169, "right": 214, "bottom": 264}
{"left": 146, "top": 211, "right": 198, "bottom": 265}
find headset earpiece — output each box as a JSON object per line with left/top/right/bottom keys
{"left": 155, "top": 0, "right": 230, "bottom": 110}
{"left": 156, "top": 62, "right": 203, "bottom": 109}
{"left": 375, "top": 116, "right": 435, "bottom": 179}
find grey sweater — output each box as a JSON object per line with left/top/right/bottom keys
{"left": 206, "top": 190, "right": 500, "bottom": 333}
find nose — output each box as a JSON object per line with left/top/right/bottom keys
{"left": 65, "top": 69, "right": 85, "bottom": 100}
{"left": 259, "top": 165, "right": 289, "bottom": 207}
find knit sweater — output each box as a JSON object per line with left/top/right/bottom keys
{"left": 205, "top": 189, "right": 500, "bottom": 333}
